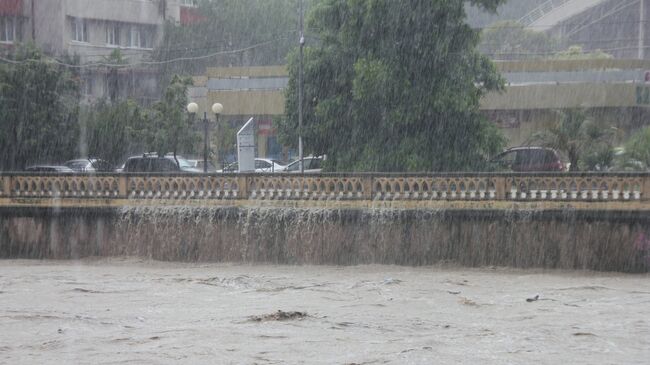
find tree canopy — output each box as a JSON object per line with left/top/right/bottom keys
{"left": 147, "top": 75, "right": 198, "bottom": 160}
{"left": 0, "top": 45, "right": 80, "bottom": 170}
{"left": 153, "top": 0, "right": 304, "bottom": 80}
{"left": 622, "top": 127, "right": 650, "bottom": 171}
{"left": 479, "top": 21, "right": 557, "bottom": 59}
{"left": 79, "top": 99, "right": 150, "bottom": 165}
{"left": 529, "top": 109, "right": 619, "bottom": 171}
{"left": 277, "top": 0, "right": 507, "bottom": 172}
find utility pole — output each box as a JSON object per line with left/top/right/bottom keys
{"left": 298, "top": 0, "right": 305, "bottom": 173}
{"left": 641, "top": 0, "right": 646, "bottom": 60}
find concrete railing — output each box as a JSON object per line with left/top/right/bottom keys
{"left": 1, "top": 172, "right": 649, "bottom": 203}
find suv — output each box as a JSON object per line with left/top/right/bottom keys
{"left": 489, "top": 147, "right": 565, "bottom": 172}
{"left": 122, "top": 154, "right": 202, "bottom": 173}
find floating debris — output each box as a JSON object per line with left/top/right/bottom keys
{"left": 459, "top": 297, "right": 478, "bottom": 306}
{"left": 526, "top": 295, "right": 540, "bottom": 302}
{"left": 249, "top": 310, "right": 308, "bottom": 322}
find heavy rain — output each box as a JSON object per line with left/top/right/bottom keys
{"left": 0, "top": 0, "right": 649, "bottom": 363}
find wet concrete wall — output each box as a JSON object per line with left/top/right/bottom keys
{"left": 0, "top": 206, "right": 648, "bottom": 272}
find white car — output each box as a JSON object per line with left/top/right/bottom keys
{"left": 282, "top": 156, "right": 324, "bottom": 173}
{"left": 217, "top": 158, "right": 286, "bottom": 173}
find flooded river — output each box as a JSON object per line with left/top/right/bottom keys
{"left": 1, "top": 259, "right": 649, "bottom": 364}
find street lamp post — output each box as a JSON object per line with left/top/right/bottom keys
{"left": 298, "top": 0, "right": 304, "bottom": 174}
{"left": 186, "top": 102, "right": 223, "bottom": 173}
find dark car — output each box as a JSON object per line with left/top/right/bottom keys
{"left": 489, "top": 147, "right": 565, "bottom": 172}
{"left": 122, "top": 154, "right": 202, "bottom": 173}
{"left": 64, "top": 158, "right": 114, "bottom": 172}
{"left": 25, "top": 165, "right": 75, "bottom": 173}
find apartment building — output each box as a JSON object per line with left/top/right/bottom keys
{"left": 0, "top": 0, "right": 199, "bottom": 103}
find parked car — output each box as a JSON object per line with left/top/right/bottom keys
{"left": 121, "top": 154, "right": 202, "bottom": 173}
{"left": 217, "top": 158, "right": 286, "bottom": 173}
{"left": 64, "top": 158, "right": 114, "bottom": 172}
{"left": 25, "top": 165, "right": 75, "bottom": 173}
{"left": 489, "top": 147, "right": 565, "bottom": 172}
{"left": 186, "top": 159, "right": 217, "bottom": 172}
{"left": 282, "top": 156, "right": 324, "bottom": 173}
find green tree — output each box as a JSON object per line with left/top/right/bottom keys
{"left": 466, "top": 0, "right": 546, "bottom": 28}
{"left": 277, "top": 0, "right": 506, "bottom": 172}
{"left": 103, "top": 49, "right": 128, "bottom": 102}
{"left": 529, "top": 109, "right": 618, "bottom": 171}
{"left": 80, "top": 99, "right": 150, "bottom": 165}
{"left": 147, "top": 75, "right": 198, "bottom": 162}
{"left": 0, "top": 44, "right": 80, "bottom": 170}
{"left": 479, "top": 21, "right": 557, "bottom": 59}
{"left": 552, "top": 45, "right": 612, "bottom": 60}
{"left": 621, "top": 127, "right": 650, "bottom": 171}
{"left": 153, "top": 0, "right": 305, "bottom": 82}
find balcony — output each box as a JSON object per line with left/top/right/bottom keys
{"left": 64, "top": 0, "right": 163, "bottom": 25}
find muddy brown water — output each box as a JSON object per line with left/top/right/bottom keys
{"left": 0, "top": 259, "right": 649, "bottom": 364}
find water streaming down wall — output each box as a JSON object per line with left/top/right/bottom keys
{"left": 0, "top": 206, "right": 648, "bottom": 272}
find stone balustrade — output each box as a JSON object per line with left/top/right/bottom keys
{"left": 1, "top": 172, "right": 649, "bottom": 203}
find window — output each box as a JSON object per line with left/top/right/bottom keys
{"left": 84, "top": 77, "right": 93, "bottom": 95}
{"left": 71, "top": 17, "right": 88, "bottom": 42}
{"left": 0, "top": 16, "right": 16, "bottom": 43}
{"left": 128, "top": 26, "right": 149, "bottom": 48}
{"left": 255, "top": 160, "right": 272, "bottom": 169}
{"left": 181, "top": 0, "right": 197, "bottom": 6}
{"left": 106, "top": 23, "right": 119, "bottom": 46}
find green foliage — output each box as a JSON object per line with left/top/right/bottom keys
{"left": 466, "top": 0, "right": 547, "bottom": 28}
{"left": 103, "top": 49, "right": 128, "bottom": 102}
{"left": 621, "top": 127, "right": 650, "bottom": 171}
{"left": 479, "top": 21, "right": 557, "bottom": 59}
{"left": 148, "top": 75, "right": 198, "bottom": 159}
{"left": 153, "top": 0, "right": 305, "bottom": 82}
{"left": 0, "top": 44, "right": 80, "bottom": 170}
{"left": 552, "top": 45, "right": 613, "bottom": 60}
{"left": 277, "top": 0, "right": 506, "bottom": 172}
{"left": 80, "top": 99, "right": 150, "bottom": 165}
{"left": 529, "top": 109, "right": 618, "bottom": 171}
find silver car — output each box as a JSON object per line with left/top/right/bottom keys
{"left": 282, "top": 156, "right": 323, "bottom": 173}
{"left": 64, "top": 158, "right": 114, "bottom": 172}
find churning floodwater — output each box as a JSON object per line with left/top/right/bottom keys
{"left": 1, "top": 259, "right": 648, "bottom": 364}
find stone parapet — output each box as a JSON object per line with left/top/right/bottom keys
{"left": 0, "top": 172, "right": 648, "bottom": 208}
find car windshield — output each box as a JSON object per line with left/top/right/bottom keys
{"left": 64, "top": 160, "right": 89, "bottom": 170}
{"left": 175, "top": 158, "right": 193, "bottom": 168}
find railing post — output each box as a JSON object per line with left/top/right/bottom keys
{"left": 2, "top": 175, "right": 11, "bottom": 197}
{"left": 238, "top": 175, "right": 249, "bottom": 199}
{"left": 642, "top": 175, "right": 650, "bottom": 201}
{"left": 118, "top": 175, "right": 128, "bottom": 198}
{"left": 494, "top": 176, "right": 507, "bottom": 200}
{"left": 362, "top": 175, "right": 373, "bottom": 200}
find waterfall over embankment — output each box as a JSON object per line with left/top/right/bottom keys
{"left": 1, "top": 206, "right": 648, "bottom": 272}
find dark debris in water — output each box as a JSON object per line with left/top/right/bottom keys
{"left": 526, "top": 295, "right": 540, "bottom": 302}
{"left": 573, "top": 332, "right": 597, "bottom": 337}
{"left": 249, "top": 310, "right": 308, "bottom": 322}
{"left": 72, "top": 288, "right": 104, "bottom": 294}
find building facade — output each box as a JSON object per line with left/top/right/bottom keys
{"left": 0, "top": 0, "right": 199, "bottom": 103}
{"left": 190, "top": 60, "right": 650, "bottom": 158}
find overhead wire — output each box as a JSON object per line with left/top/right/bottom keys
{"left": 0, "top": 36, "right": 291, "bottom": 69}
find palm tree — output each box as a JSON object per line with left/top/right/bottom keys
{"left": 529, "top": 109, "right": 618, "bottom": 171}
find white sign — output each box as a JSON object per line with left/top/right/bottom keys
{"left": 237, "top": 117, "right": 255, "bottom": 172}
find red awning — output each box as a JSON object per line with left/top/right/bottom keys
{"left": 180, "top": 6, "right": 206, "bottom": 26}
{"left": 0, "top": 0, "right": 22, "bottom": 16}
